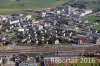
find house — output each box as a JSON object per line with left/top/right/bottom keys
{"left": 56, "top": 10, "right": 61, "bottom": 14}
{"left": 26, "top": 15, "right": 32, "bottom": 20}
{"left": 43, "top": 22, "right": 51, "bottom": 27}
{"left": 80, "top": 10, "right": 92, "bottom": 17}
{"left": 42, "top": 12, "right": 46, "bottom": 17}
{"left": 1, "top": 16, "right": 7, "bottom": 21}
{"left": 18, "top": 28, "right": 24, "bottom": 32}
{"left": 0, "top": 42, "right": 3, "bottom": 47}
{"left": 96, "top": 38, "right": 100, "bottom": 44}
{"left": 10, "top": 20, "right": 19, "bottom": 25}
{"left": 33, "top": 24, "right": 43, "bottom": 30}
{"left": 79, "top": 37, "right": 92, "bottom": 44}
{"left": 55, "top": 39, "right": 60, "bottom": 44}
{"left": 67, "top": 6, "right": 92, "bottom": 17}
{"left": 32, "top": 19, "right": 39, "bottom": 24}
{"left": 21, "top": 38, "right": 27, "bottom": 43}
{"left": 0, "top": 58, "right": 2, "bottom": 64}
{"left": 0, "top": 23, "right": 3, "bottom": 29}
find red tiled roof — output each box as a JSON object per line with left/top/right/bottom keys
{"left": 80, "top": 37, "right": 91, "bottom": 44}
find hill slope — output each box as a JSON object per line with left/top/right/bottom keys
{"left": 0, "top": 0, "right": 69, "bottom": 9}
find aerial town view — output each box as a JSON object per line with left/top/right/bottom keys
{"left": 0, "top": 0, "right": 100, "bottom": 66}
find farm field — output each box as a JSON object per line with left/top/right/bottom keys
{"left": 0, "top": 0, "right": 99, "bottom": 14}
{"left": 0, "top": 0, "right": 69, "bottom": 9}
{"left": 77, "top": 0, "right": 100, "bottom": 9}
{"left": 0, "top": 9, "right": 22, "bottom": 14}
{"left": 0, "top": 0, "right": 69, "bottom": 14}
{"left": 81, "top": 15, "right": 100, "bottom": 30}
{"left": 82, "top": 16, "right": 100, "bottom": 23}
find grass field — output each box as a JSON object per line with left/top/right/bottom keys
{"left": 0, "top": 0, "right": 99, "bottom": 14}
{"left": 0, "top": 0, "right": 69, "bottom": 14}
{"left": 86, "top": 3, "right": 100, "bottom": 9}
{"left": 78, "top": 0, "right": 100, "bottom": 9}
{"left": 94, "top": 24, "right": 100, "bottom": 30}
{"left": 0, "top": 0, "right": 69, "bottom": 9}
{"left": 82, "top": 16, "right": 100, "bottom": 23}
{"left": 81, "top": 15, "right": 100, "bottom": 30}
{"left": 0, "top": 0, "right": 99, "bottom": 9}
{"left": 0, "top": 9, "right": 22, "bottom": 14}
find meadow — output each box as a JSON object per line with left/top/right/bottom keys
{"left": 0, "top": 9, "right": 21, "bottom": 14}
{"left": 0, "top": 0, "right": 69, "bottom": 9}
{"left": 0, "top": 0, "right": 99, "bottom": 14}
{"left": 81, "top": 15, "right": 100, "bottom": 30}
{"left": 0, "top": 0, "right": 69, "bottom": 14}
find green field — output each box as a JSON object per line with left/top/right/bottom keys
{"left": 82, "top": 16, "right": 100, "bottom": 23}
{"left": 86, "top": 3, "right": 100, "bottom": 9}
{"left": 0, "top": 0, "right": 99, "bottom": 9}
{"left": 0, "top": 9, "right": 22, "bottom": 14}
{"left": 78, "top": 0, "right": 100, "bottom": 9}
{"left": 0, "top": 0, "right": 99, "bottom": 14}
{"left": 94, "top": 24, "right": 100, "bottom": 30}
{"left": 0, "top": 0, "right": 69, "bottom": 14}
{"left": 0, "top": 0, "right": 69, "bottom": 9}
{"left": 81, "top": 15, "right": 100, "bottom": 30}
